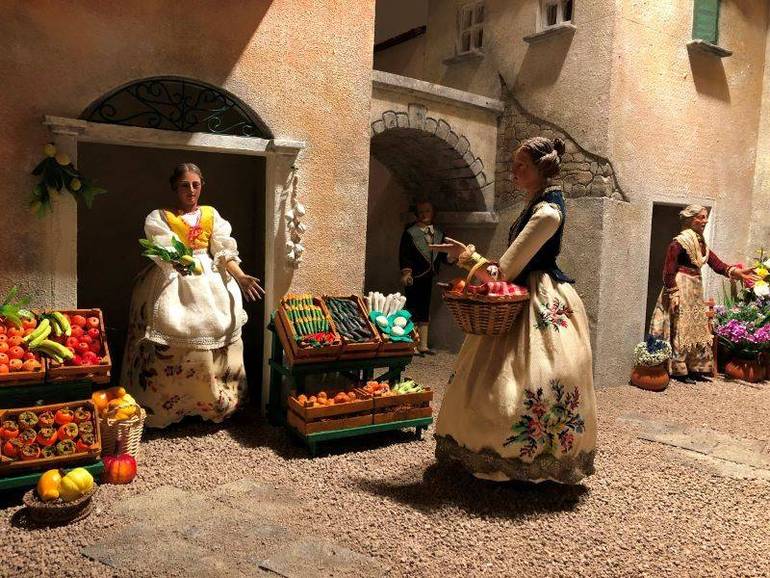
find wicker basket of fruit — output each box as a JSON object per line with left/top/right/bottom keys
{"left": 441, "top": 263, "right": 529, "bottom": 336}
{"left": 23, "top": 467, "right": 96, "bottom": 525}
{"left": 92, "top": 387, "right": 145, "bottom": 458}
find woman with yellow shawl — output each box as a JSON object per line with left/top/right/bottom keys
{"left": 649, "top": 205, "right": 756, "bottom": 383}
{"left": 121, "top": 163, "right": 263, "bottom": 427}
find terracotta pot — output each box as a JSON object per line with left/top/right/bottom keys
{"left": 630, "top": 364, "right": 669, "bottom": 392}
{"left": 725, "top": 358, "right": 766, "bottom": 383}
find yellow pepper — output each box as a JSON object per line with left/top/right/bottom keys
{"left": 36, "top": 469, "right": 62, "bottom": 502}
{"left": 59, "top": 467, "right": 94, "bottom": 502}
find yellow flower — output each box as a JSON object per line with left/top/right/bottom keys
{"left": 69, "top": 178, "right": 81, "bottom": 191}
{"left": 755, "top": 267, "right": 769, "bottom": 280}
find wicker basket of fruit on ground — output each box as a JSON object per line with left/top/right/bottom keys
{"left": 92, "top": 386, "right": 145, "bottom": 458}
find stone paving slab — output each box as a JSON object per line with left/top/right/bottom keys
{"left": 619, "top": 413, "right": 770, "bottom": 472}
{"left": 83, "top": 481, "right": 384, "bottom": 577}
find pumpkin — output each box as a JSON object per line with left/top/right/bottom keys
{"left": 102, "top": 453, "right": 137, "bottom": 484}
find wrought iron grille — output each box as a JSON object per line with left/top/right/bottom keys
{"left": 81, "top": 77, "right": 271, "bottom": 138}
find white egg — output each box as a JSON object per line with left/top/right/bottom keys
{"left": 376, "top": 315, "right": 388, "bottom": 327}
{"left": 393, "top": 317, "right": 407, "bottom": 328}
{"left": 391, "top": 325, "right": 405, "bottom": 336}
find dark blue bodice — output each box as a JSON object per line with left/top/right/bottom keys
{"left": 507, "top": 186, "right": 574, "bottom": 285}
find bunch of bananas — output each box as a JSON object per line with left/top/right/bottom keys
{"left": 23, "top": 312, "right": 74, "bottom": 363}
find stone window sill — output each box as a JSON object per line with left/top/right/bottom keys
{"left": 443, "top": 50, "right": 485, "bottom": 65}
{"left": 524, "top": 23, "right": 576, "bottom": 44}
{"left": 687, "top": 39, "right": 732, "bottom": 58}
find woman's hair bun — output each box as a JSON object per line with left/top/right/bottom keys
{"left": 553, "top": 137, "right": 566, "bottom": 157}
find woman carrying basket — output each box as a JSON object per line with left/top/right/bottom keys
{"left": 430, "top": 136, "right": 596, "bottom": 484}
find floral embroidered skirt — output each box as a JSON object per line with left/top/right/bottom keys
{"left": 649, "top": 272, "right": 713, "bottom": 376}
{"left": 121, "top": 269, "right": 247, "bottom": 429}
{"left": 435, "top": 272, "right": 597, "bottom": 484}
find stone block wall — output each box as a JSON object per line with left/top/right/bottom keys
{"left": 495, "top": 95, "right": 628, "bottom": 210}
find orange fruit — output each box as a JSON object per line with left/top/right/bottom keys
{"left": 0, "top": 353, "right": 8, "bottom": 365}
{"left": 0, "top": 342, "right": 8, "bottom": 354}
{"left": 9, "top": 359, "right": 22, "bottom": 372}
{"left": 6, "top": 327, "right": 22, "bottom": 337}
{"left": 0, "top": 326, "right": 5, "bottom": 334}
{"left": 21, "top": 318, "right": 37, "bottom": 330}
{"left": 0, "top": 364, "right": 8, "bottom": 374}
{"left": 8, "top": 336, "right": 23, "bottom": 347}
{"left": 91, "top": 391, "right": 110, "bottom": 411}
{"left": 23, "top": 328, "right": 35, "bottom": 336}
{"left": 0, "top": 335, "right": 7, "bottom": 343}
{"left": 8, "top": 346, "right": 24, "bottom": 360}
{"left": 108, "top": 386, "right": 126, "bottom": 399}
{"left": 22, "top": 359, "right": 41, "bottom": 372}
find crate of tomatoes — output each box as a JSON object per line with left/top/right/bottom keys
{"left": 0, "top": 400, "right": 101, "bottom": 475}
{"left": 42, "top": 309, "right": 111, "bottom": 384}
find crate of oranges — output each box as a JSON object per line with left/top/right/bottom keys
{"left": 0, "top": 317, "right": 46, "bottom": 387}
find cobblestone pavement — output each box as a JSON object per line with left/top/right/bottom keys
{"left": 1, "top": 351, "right": 769, "bottom": 577}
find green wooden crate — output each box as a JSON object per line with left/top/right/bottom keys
{"left": 0, "top": 460, "right": 104, "bottom": 492}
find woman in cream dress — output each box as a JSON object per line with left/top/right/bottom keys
{"left": 121, "top": 163, "right": 264, "bottom": 428}
{"left": 432, "top": 137, "right": 596, "bottom": 484}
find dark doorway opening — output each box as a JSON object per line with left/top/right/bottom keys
{"left": 77, "top": 143, "right": 266, "bottom": 406}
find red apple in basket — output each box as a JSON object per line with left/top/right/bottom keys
{"left": 71, "top": 326, "right": 84, "bottom": 339}
{"left": 71, "top": 315, "right": 87, "bottom": 328}
{"left": 87, "top": 317, "right": 100, "bottom": 329}
{"left": 87, "top": 328, "right": 100, "bottom": 340}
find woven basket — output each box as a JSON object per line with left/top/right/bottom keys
{"left": 442, "top": 261, "right": 529, "bottom": 336}
{"left": 100, "top": 407, "right": 146, "bottom": 459}
{"left": 22, "top": 486, "right": 96, "bottom": 526}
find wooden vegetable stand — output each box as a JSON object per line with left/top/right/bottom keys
{"left": 268, "top": 295, "right": 433, "bottom": 456}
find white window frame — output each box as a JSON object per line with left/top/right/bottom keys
{"left": 456, "top": 1, "right": 485, "bottom": 56}
{"left": 539, "top": 0, "right": 574, "bottom": 31}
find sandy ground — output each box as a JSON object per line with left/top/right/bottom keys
{"left": 1, "top": 351, "right": 770, "bottom": 577}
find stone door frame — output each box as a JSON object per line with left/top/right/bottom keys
{"left": 44, "top": 115, "right": 304, "bottom": 413}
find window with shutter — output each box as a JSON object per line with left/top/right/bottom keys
{"left": 692, "top": 0, "right": 719, "bottom": 45}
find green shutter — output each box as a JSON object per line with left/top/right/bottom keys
{"left": 692, "top": 0, "right": 720, "bottom": 44}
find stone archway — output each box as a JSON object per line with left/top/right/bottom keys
{"left": 370, "top": 104, "right": 491, "bottom": 212}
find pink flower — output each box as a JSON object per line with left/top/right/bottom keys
{"left": 528, "top": 418, "right": 544, "bottom": 438}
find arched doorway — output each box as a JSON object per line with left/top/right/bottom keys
{"left": 365, "top": 106, "right": 490, "bottom": 351}
{"left": 75, "top": 77, "right": 271, "bottom": 404}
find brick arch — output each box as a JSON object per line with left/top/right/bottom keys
{"left": 370, "top": 104, "right": 490, "bottom": 211}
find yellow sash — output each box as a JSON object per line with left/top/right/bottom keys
{"left": 162, "top": 206, "right": 214, "bottom": 249}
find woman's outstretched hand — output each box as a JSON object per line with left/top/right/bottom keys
{"left": 429, "top": 237, "right": 468, "bottom": 262}
{"left": 235, "top": 273, "right": 265, "bottom": 302}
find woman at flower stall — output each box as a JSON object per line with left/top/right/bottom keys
{"left": 430, "top": 136, "right": 596, "bottom": 484}
{"left": 648, "top": 205, "right": 757, "bottom": 384}
{"left": 121, "top": 163, "right": 264, "bottom": 428}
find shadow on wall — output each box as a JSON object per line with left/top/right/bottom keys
{"left": 516, "top": 28, "right": 575, "bottom": 90}
{"left": 687, "top": 46, "right": 731, "bottom": 103}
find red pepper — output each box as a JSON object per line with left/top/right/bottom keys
{"left": 57, "top": 422, "right": 79, "bottom": 441}
{"left": 20, "top": 444, "right": 40, "bottom": 461}
{"left": 3, "top": 438, "right": 23, "bottom": 459}
{"left": 0, "top": 420, "right": 19, "bottom": 440}
{"left": 73, "top": 408, "right": 91, "bottom": 424}
{"left": 18, "top": 428, "right": 37, "bottom": 445}
{"left": 54, "top": 408, "right": 74, "bottom": 426}
{"left": 36, "top": 427, "right": 58, "bottom": 447}
{"left": 38, "top": 411, "right": 55, "bottom": 428}
{"left": 75, "top": 433, "right": 96, "bottom": 453}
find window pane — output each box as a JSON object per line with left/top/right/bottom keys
{"left": 474, "top": 4, "right": 485, "bottom": 24}
{"left": 563, "top": 0, "right": 573, "bottom": 21}
{"left": 462, "top": 31, "right": 471, "bottom": 52}
{"left": 546, "top": 4, "right": 558, "bottom": 27}
{"left": 462, "top": 8, "right": 473, "bottom": 30}
{"left": 474, "top": 28, "right": 483, "bottom": 49}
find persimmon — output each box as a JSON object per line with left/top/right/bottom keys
{"left": 9, "top": 359, "right": 22, "bottom": 372}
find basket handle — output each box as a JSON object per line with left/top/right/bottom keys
{"left": 462, "top": 259, "right": 494, "bottom": 295}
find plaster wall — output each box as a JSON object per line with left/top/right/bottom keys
{"left": 374, "top": 35, "right": 427, "bottom": 79}
{"left": 0, "top": 0, "right": 375, "bottom": 309}
{"left": 751, "top": 17, "right": 770, "bottom": 251}
{"left": 608, "top": 1, "right": 769, "bottom": 296}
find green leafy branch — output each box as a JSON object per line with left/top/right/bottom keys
{"left": 0, "top": 286, "right": 35, "bottom": 328}
{"left": 139, "top": 236, "right": 203, "bottom": 275}
{"left": 30, "top": 143, "right": 107, "bottom": 217}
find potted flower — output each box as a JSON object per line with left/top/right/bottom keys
{"left": 630, "top": 336, "right": 672, "bottom": 391}
{"left": 714, "top": 317, "right": 769, "bottom": 383}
